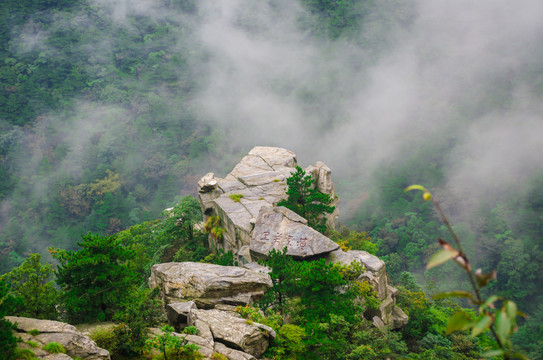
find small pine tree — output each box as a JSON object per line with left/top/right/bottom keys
{"left": 277, "top": 166, "right": 335, "bottom": 233}
{"left": 50, "top": 233, "right": 138, "bottom": 323}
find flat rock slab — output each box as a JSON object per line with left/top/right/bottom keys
{"left": 6, "top": 316, "right": 110, "bottom": 360}
{"left": 214, "top": 342, "right": 256, "bottom": 360}
{"left": 149, "top": 262, "right": 272, "bottom": 308}
{"left": 248, "top": 146, "right": 297, "bottom": 167}
{"left": 326, "top": 249, "right": 385, "bottom": 273}
{"left": 251, "top": 206, "right": 339, "bottom": 258}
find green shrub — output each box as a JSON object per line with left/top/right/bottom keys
{"left": 42, "top": 342, "right": 66, "bottom": 354}
{"left": 204, "top": 216, "right": 225, "bottom": 242}
{"left": 146, "top": 325, "right": 202, "bottom": 360}
{"left": 13, "top": 348, "right": 36, "bottom": 360}
{"left": 0, "top": 253, "right": 59, "bottom": 319}
{"left": 213, "top": 249, "right": 238, "bottom": 267}
{"left": 26, "top": 340, "right": 39, "bottom": 348}
{"left": 28, "top": 329, "right": 40, "bottom": 336}
{"left": 113, "top": 286, "right": 163, "bottom": 356}
{"left": 89, "top": 325, "right": 119, "bottom": 354}
{"left": 183, "top": 326, "right": 199, "bottom": 335}
{"left": 211, "top": 353, "right": 228, "bottom": 360}
{"left": 277, "top": 324, "right": 306, "bottom": 354}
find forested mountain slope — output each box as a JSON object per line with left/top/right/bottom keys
{"left": 1, "top": 0, "right": 543, "bottom": 358}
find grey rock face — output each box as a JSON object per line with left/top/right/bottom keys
{"left": 324, "top": 249, "right": 409, "bottom": 329}
{"left": 214, "top": 342, "right": 256, "bottom": 360}
{"left": 6, "top": 316, "right": 110, "bottom": 360}
{"left": 251, "top": 206, "right": 339, "bottom": 259}
{"left": 191, "top": 309, "right": 274, "bottom": 358}
{"left": 197, "top": 146, "right": 339, "bottom": 263}
{"left": 166, "top": 301, "right": 197, "bottom": 331}
{"left": 149, "top": 262, "right": 272, "bottom": 309}
{"left": 305, "top": 161, "right": 340, "bottom": 229}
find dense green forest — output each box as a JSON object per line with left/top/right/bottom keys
{"left": 1, "top": 0, "right": 543, "bottom": 358}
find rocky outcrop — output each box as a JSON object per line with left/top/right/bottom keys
{"left": 197, "top": 146, "right": 338, "bottom": 263}
{"left": 193, "top": 146, "right": 408, "bottom": 331}
{"left": 6, "top": 316, "right": 110, "bottom": 360}
{"left": 149, "top": 262, "right": 272, "bottom": 309}
{"left": 325, "top": 249, "right": 409, "bottom": 329}
{"left": 162, "top": 305, "right": 274, "bottom": 359}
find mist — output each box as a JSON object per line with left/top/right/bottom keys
{"left": 2, "top": 0, "right": 543, "bottom": 262}
{"left": 189, "top": 0, "right": 543, "bottom": 217}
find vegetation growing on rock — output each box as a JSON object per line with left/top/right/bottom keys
{"left": 277, "top": 166, "right": 335, "bottom": 234}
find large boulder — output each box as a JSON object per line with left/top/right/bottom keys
{"left": 251, "top": 206, "right": 339, "bottom": 259}
{"left": 6, "top": 316, "right": 110, "bottom": 360}
{"left": 190, "top": 309, "right": 275, "bottom": 358}
{"left": 149, "top": 262, "right": 272, "bottom": 309}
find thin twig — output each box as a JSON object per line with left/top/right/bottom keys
{"left": 432, "top": 199, "right": 508, "bottom": 355}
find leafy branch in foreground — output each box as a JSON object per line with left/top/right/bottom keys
{"left": 405, "top": 185, "right": 528, "bottom": 360}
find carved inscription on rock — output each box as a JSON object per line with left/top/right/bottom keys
{"left": 251, "top": 206, "right": 339, "bottom": 258}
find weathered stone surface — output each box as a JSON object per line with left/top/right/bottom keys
{"left": 191, "top": 309, "right": 273, "bottom": 357}
{"left": 185, "top": 334, "right": 215, "bottom": 357}
{"left": 393, "top": 306, "right": 409, "bottom": 329}
{"left": 166, "top": 301, "right": 197, "bottom": 330}
{"left": 214, "top": 342, "right": 256, "bottom": 360}
{"left": 242, "top": 262, "right": 271, "bottom": 274}
{"left": 199, "top": 173, "right": 219, "bottom": 192}
{"left": 324, "top": 249, "right": 408, "bottom": 329}
{"left": 251, "top": 206, "right": 339, "bottom": 258}
{"left": 149, "top": 262, "right": 272, "bottom": 309}
{"left": 193, "top": 319, "right": 214, "bottom": 347}
{"left": 45, "top": 354, "right": 73, "bottom": 360}
{"left": 326, "top": 249, "right": 387, "bottom": 300}
{"left": 248, "top": 146, "right": 297, "bottom": 167}
{"left": 372, "top": 316, "right": 386, "bottom": 331}
{"left": 6, "top": 316, "right": 110, "bottom": 360}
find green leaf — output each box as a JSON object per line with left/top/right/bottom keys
{"left": 481, "top": 349, "right": 505, "bottom": 358}
{"left": 495, "top": 311, "right": 511, "bottom": 345}
{"left": 432, "top": 291, "right": 473, "bottom": 299}
{"left": 505, "top": 300, "right": 517, "bottom": 319}
{"left": 446, "top": 310, "right": 473, "bottom": 335}
{"left": 479, "top": 295, "right": 500, "bottom": 312}
{"left": 427, "top": 249, "right": 459, "bottom": 269}
{"left": 471, "top": 315, "right": 492, "bottom": 337}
